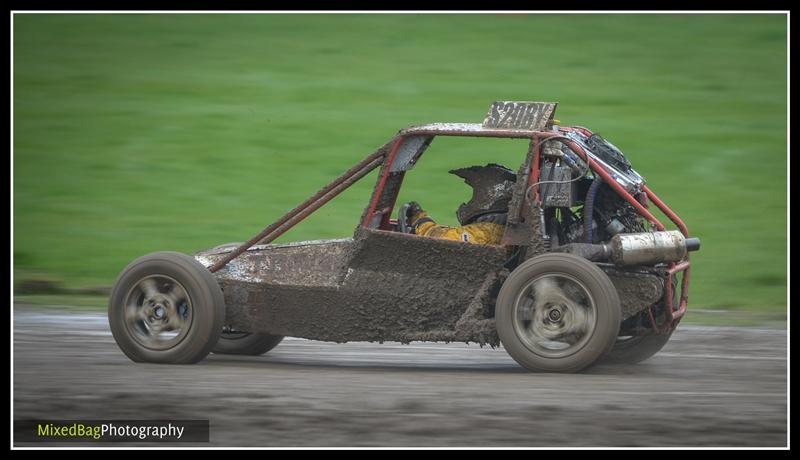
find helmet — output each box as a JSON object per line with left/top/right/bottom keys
{"left": 449, "top": 163, "right": 517, "bottom": 226}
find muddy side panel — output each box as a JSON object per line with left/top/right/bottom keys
{"left": 195, "top": 239, "right": 353, "bottom": 337}
{"left": 336, "top": 229, "right": 508, "bottom": 342}
{"left": 199, "top": 231, "right": 508, "bottom": 343}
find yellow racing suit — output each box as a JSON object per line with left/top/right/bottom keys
{"left": 410, "top": 211, "right": 504, "bottom": 245}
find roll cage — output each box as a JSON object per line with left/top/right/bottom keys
{"left": 207, "top": 102, "right": 692, "bottom": 333}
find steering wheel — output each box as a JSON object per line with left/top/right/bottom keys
{"left": 397, "top": 202, "right": 413, "bottom": 233}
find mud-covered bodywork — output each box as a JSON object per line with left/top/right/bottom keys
{"left": 195, "top": 228, "right": 666, "bottom": 345}
{"left": 196, "top": 229, "right": 509, "bottom": 345}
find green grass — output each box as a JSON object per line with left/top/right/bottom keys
{"left": 13, "top": 14, "right": 787, "bottom": 315}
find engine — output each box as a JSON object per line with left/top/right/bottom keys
{"left": 538, "top": 132, "right": 642, "bottom": 245}
{"left": 537, "top": 130, "right": 699, "bottom": 264}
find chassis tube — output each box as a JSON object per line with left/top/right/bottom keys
{"left": 362, "top": 137, "right": 404, "bottom": 228}
{"left": 643, "top": 185, "right": 689, "bottom": 237}
{"left": 209, "top": 154, "right": 384, "bottom": 273}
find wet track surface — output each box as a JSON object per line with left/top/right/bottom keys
{"left": 13, "top": 307, "right": 787, "bottom": 447}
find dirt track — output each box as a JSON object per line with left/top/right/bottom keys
{"left": 13, "top": 306, "right": 787, "bottom": 447}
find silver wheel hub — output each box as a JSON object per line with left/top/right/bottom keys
{"left": 123, "top": 275, "right": 193, "bottom": 350}
{"left": 513, "top": 274, "right": 597, "bottom": 358}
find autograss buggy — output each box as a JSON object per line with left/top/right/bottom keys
{"left": 108, "top": 101, "right": 700, "bottom": 373}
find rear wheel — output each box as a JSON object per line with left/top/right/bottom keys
{"left": 496, "top": 253, "right": 621, "bottom": 373}
{"left": 213, "top": 331, "right": 284, "bottom": 355}
{"left": 601, "top": 332, "right": 673, "bottom": 364}
{"left": 108, "top": 252, "right": 225, "bottom": 364}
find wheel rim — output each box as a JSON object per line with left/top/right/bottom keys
{"left": 512, "top": 273, "right": 598, "bottom": 359}
{"left": 123, "top": 274, "right": 193, "bottom": 350}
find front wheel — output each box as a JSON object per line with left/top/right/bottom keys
{"left": 213, "top": 331, "right": 284, "bottom": 355}
{"left": 496, "top": 253, "right": 621, "bottom": 373}
{"left": 108, "top": 252, "right": 225, "bottom": 364}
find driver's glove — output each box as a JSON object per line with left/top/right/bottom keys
{"left": 407, "top": 202, "right": 435, "bottom": 234}
{"left": 405, "top": 201, "right": 423, "bottom": 223}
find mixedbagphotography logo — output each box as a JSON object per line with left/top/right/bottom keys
{"left": 14, "top": 420, "right": 209, "bottom": 443}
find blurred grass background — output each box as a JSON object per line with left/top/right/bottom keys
{"left": 13, "top": 14, "right": 786, "bottom": 314}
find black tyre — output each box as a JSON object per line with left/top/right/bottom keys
{"left": 108, "top": 251, "right": 225, "bottom": 364}
{"left": 496, "top": 253, "right": 621, "bottom": 373}
{"left": 213, "top": 331, "right": 284, "bottom": 355}
{"left": 600, "top": 332, "right": 673, "bottom": 365}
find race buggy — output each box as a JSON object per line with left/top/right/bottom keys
{"left": 108, "top": 101, "right": 700, "bottom": 373}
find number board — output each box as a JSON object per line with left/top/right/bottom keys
{"left": 482, "top": 101, "right": 558, "bottom": 131}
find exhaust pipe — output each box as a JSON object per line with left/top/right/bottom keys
{"left": 610, "top": 230, "right": 699, "bottom": 266}
{"left": 555, "top": 230, "right": 700, "bottom": 266}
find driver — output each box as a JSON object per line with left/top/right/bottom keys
{"left": 398, "top": 163, "right": 516, "bottom": 246}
